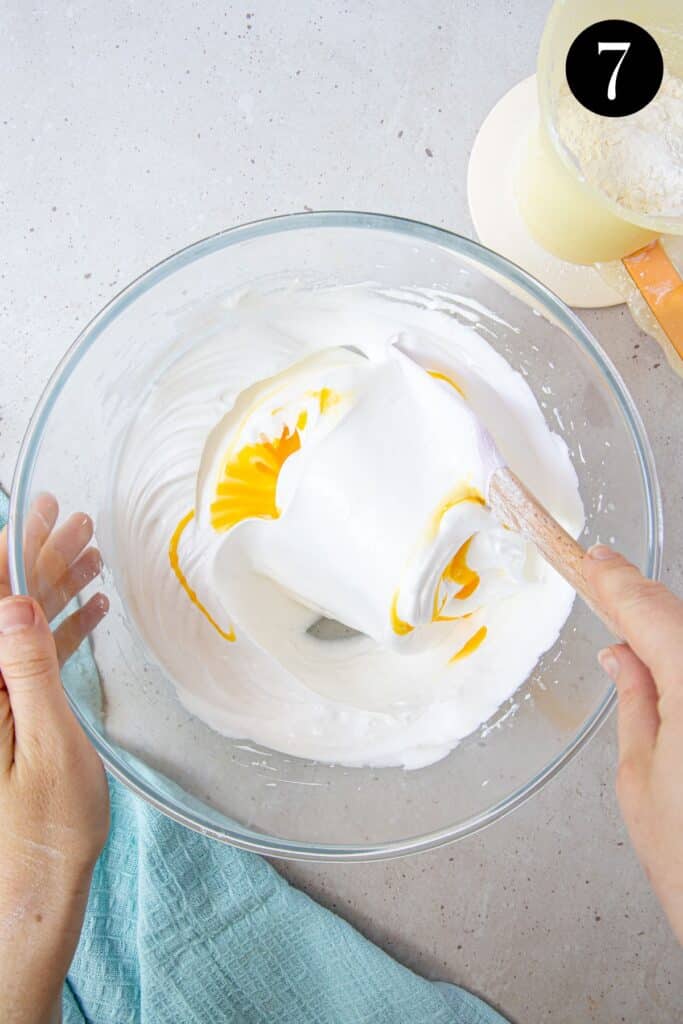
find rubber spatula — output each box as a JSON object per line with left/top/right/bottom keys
{"left": 488, "top": 466, "right": 620, "bottom": 637}
{"left": 347, "top": 340, "right": 620, "bottom": 636}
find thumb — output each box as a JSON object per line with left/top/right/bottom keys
{"left": 584, "top": 546, "right": 683, "bottom": 699}
{"left": 0, "top": 596, "right": 72, "bottom": 754}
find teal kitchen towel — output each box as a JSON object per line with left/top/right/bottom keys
{"left": 1, "top": 492, "right": 507, "bottom": 1024}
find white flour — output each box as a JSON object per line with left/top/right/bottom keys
{"left": 556, "top": 71, "right": 683, "bottom": 219}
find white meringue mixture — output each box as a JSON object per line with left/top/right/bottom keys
{"left": 111, "top": 284, "right": 584, "bottom": 768}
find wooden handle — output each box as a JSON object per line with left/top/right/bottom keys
{"left": 488, "top": 466, "right": 620, "bottom": 638}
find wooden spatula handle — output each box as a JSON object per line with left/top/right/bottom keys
{"left": 488, "top": 466, "right": 620, "bottom": 638}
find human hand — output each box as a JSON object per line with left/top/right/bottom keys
{"left": 585, "top": 545, "right": 683, "bottom": 945}
{"left": 0, "top": 494, "right": 110, "bottom": 1024}
{"left": 1, "top": 493, "right": 109, "bottom": 665}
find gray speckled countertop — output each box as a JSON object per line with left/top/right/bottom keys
{"left": 2, "top": 2, "right": 681, "bottom": 1021}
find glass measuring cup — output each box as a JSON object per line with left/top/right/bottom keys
{"left": 517, "top": 0, "right": 683, "bottom": 265}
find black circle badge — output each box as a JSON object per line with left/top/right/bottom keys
{"left": 565, "top": 19, "right": 664, "bottom": 117}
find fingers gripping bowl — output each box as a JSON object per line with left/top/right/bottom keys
{"left": 9, "top": 214, "right": 661, "bottom": 860}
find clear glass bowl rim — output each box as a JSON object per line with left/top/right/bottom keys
{"left": 8, "top": 211, "right": 663, "bottom": 862}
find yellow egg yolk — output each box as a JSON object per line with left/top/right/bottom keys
{"left": 168, "top": 510, "right": 236, "bottom": 642}
{"left": 210, "top": 422, "right": 303, "bottom": 532}
{"left": 450, "top": 625, "right": 487, "bottom": 662}
{"left": 390, "top": 589, "right": 415, "bottom": 636}
{"left": 428, "top": 369, "right": 466, "bottom": 398}
{"left": 432, "top": 535, "right": 481, "bottom": 621}
{"left": 169, "top": 392, "right": 344, "bottom": 640}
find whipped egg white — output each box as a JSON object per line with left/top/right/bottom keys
{"left": 111, "top": 284, "right": 584, "bottom": 769}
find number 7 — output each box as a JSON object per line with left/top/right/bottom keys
{"left": 598, "top": 41, "right": 631, "bottom": 101}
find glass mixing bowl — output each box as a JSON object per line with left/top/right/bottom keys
{"left": 8, "top": 212, "right": 662, "bottom": 861}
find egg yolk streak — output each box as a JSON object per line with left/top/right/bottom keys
{"left": 391, "top": 519, "right": 488, "bottom": 662}
{"left": 427, "top": 369, "right": 466, "bottom": 398}
{"left": 210, "top": 419, "right": 304, "bottom": 532}
{"left": 168, "top": 510, "right": 236, "bottom": 642}
{"left": 432, "top": 535, "right": 480, "bottom": 621}
{"left": 171, "top": 382, "right": 488, "bottom": 662}
{"left": 169, "top": 391, "right": 343, "bottom": 640}
{"left": 450, "top": 625, "right": 487, "bottom": 662}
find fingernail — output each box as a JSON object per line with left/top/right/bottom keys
{"left": 598, "top": 647, "right": 620, "bottom": 680}
{"left": 588, "top": 544, "right": 617, "bottom": 561}
{"left": 0, "top": 598, "right": 36, "bottom": 635}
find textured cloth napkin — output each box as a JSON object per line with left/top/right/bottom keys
{"left": 1, "top": 491, "right": 507, "bottom": 1024}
